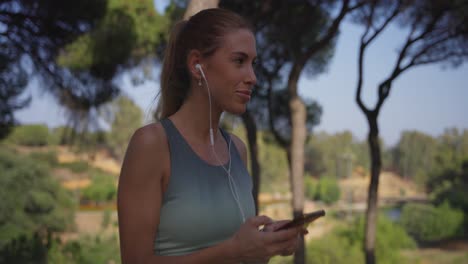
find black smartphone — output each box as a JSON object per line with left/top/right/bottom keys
{"left": 275, "top": 209, "right": 325, "bottom": 231}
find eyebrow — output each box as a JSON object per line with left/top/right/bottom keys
{"left": 232, "top": 51, "right": 257, "bottom": 60}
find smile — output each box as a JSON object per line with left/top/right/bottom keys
{"left": 235, "top": 90, "right": 251, "bottom": 101}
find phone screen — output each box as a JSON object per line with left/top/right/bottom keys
{"left": 275, "top": 209, "right": 325, "bottom": 231}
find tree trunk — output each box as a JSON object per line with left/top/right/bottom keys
{"left": 241, "top": 110, "right": 261, "bottom": 214}
{"left": 364, "top": 114, "right": 381, "bottom": 264}
{"left": 183, "top": 0, "right": 219, "bottom": 19}
{"left": 289, "top": 95, "right": 307, "bottom": 264}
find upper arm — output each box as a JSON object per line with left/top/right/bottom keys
{"left": 117, "top": 124, "right": 169, "bottom": 264}
{"left": 230, "top": 134, "right": 248, "bottom": 168}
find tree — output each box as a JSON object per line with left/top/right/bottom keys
{"left": 104, "top": 95, "right": 143, "bottom": 161}
{"left": 221, "top": 2, "right": 364, "bottom": 263}
{"left": 352, "top": 1, "right": 468, "bottom": 263}
{"left": 0, "top": 54, "right": 29, "bottom": 139}
{"left": 0, "top": 0, "right": 170, "bottom": 142}
{"left": 56, "top": 0, "right": 168, "bottom": 139}
{"left": 0, "top": 148, "right": 75, "bottom": 263}
{"left": 0, "top": 0, "right": 108, "bottom": 138}
{"left": 392, "top": 131, "right": 437, "bottom": 184}
{"left": 305, "top": 131, "right": 368, "bottom": 178}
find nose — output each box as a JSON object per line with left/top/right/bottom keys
{"left": 245, "top": 65, "right": 257, "bottom": 86}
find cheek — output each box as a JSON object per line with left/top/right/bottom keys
{"left": 211, "top": 71, "right": 240, "bottom": 93}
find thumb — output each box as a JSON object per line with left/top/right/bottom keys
{"left": 249, "top": 215, "right": 273, "bottom": 227}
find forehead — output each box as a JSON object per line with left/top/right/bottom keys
{"left": 218, "top": 29, "right": 257, "bottom": 58}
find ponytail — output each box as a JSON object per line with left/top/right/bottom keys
{"left": 157, "top": 20, "right": 189, "bottom": 119}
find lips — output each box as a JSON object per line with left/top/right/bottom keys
{"left": 236, "top": 90, "right": 252, "bottom": 96}
{"left": 235, "top": 90, "right": 252, "bottom": 101}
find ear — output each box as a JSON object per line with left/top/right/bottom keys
{"left": 187, "top": 49, "right": 203, "bottom": 79}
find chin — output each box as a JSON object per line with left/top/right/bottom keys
{"left": 225, "top": 104, "right": 247, "bottom": 115}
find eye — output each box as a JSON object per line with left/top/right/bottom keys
{"left": 234, "top": 57, "right": 245, "bottom": 65}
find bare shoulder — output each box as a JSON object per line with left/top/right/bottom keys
{"left": 130, "top": 122, "right": 167, "bottom": 150}
{"left": 120, "top": 122, "right": 169, "bottom": 183}
{"left": 229, "top": 133, "right": 248, "bottom": 167}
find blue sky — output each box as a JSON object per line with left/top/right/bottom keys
{"left": 15, "top": 1, "right": 468, "bottom": 146}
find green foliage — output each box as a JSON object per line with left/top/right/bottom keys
{"left": 304, "top": 176, "right": 340, "bottom": 205}
{"left": 4, "top": 124, "right": 51, "bottom": 146}
{"left": 28, "top": 151, "right": 59, "bottom": 168}
{"left": 389, "top": 128, "right": 468, "bottom": 188}
{"left": 59, "top": 161, "right": 91, "bottom": 173}
{"left": 0, "top": 0, "right": 107, "bottom": 137}
{"left": 270, "top": 255, "right": 293, "bottom": 264}
{"left": 58, "top": 0, "right": 169, "bottom": 79}
{"left": 0, "top": 55, "right": 29, "bottom": 140}
{"left": 0, "top": 233, "right": 48, "bottom": 264}
{"left": 308, "top": 215, "right": 415, "bottom": 264}
{"left": 391, "top": 130, "right": 438, "bottom": 184}
{"left": 44, "top": 235, "right": 121, "bottom": 264}
{"left": 47, "top": 239, "right": 69, "bottom": 264}
{"left": 101, "top": 210, "right": 112, "bottom": 229}
{"left": 81, "top": 172, "right": 117, "bottom": 204}
{"left": 257, "top": 131, "right": 290, "bottom": 193}
{"left": 305, "top": 131, "right": 369, "bottom": 178}
{"left": 307, "top": 232, "right": 363, "bottom": 264}
{"left": 453, "top": 253, "right": 468, "bottom": 264}
{"left": 429, "top": 159, "right": 468, "bottom": 213}
{"left": 62, "top": 235, "right": 121, "bottom": 264}
{"left": 0, "top": 148, "right": 75, "bottom": 259}
{"left": 304, "top": 176, "right": 317, "bottom": 200}
{"left": 104, "top": 95, "right": 143, "bottom": 160}
{"left": 399, "top": 202, "right": 464, "bottom": 242}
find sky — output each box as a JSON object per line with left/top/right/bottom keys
{"left": 15, "top": 1, "right": 468, "bottom": 147}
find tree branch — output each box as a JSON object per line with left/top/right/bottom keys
{"left": 287, "top": 0, "right": 354, "bottom": 97}
{"left": 267, "top": 81, "right": 289, "bottom": 149}
{"left": 363, "top": 0, "right": 401, "bottom": 46}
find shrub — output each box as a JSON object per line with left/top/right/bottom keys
{"left": 59, "top": 160, "right": 90, "bottom": 173}
{"left": 0, "top": 148, "right": 75, "bottom": 261}
{"left": 307, "top": 214, "right": 415, "bottom": 264}
{"left": 81, "top": 172, "right": 117, "bottom": 204}
{"left": 307, "top": 232, "right": 363, "bottom": 264}
{"left": 304, "top": 176, "right": 340, "bottom": 204}
{"left": 28, "top": 151, "right": 59, "bottom": 167}
{"left": 63, "top": 234, "right": 121, "bottom": 264}
{"left": 5, "top": 124, "right": 50, "bottom": 146}
{"left": 304, "top": 176, "right": 317, "bottom": 200}
{"left": 399, "top": 202, "right": 464, "bottom": 242}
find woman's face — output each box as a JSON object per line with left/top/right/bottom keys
{"left": 201, "top": 28, "right": 257, "bottom": 115}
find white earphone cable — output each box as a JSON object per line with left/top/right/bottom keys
{"left": 198, "top": 64, "right": 246, "bottom": 223}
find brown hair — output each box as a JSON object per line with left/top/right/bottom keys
{"left": 156, "top": 8, "right": 253, "bottom": 119}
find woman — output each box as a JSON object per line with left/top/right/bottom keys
{"left": 117, "top": 8, "right": 305, "bottom": 263}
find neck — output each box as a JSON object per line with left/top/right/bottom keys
{"left": 170, "top": 89, "right": 223, "bottom": 145}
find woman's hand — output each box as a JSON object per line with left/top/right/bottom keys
{"left": 229, "top": 216, "right": 307, "bottom": 263}
{"left": 261, "top": 219, "right": 308, "bottom": 256}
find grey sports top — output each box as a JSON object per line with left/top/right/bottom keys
{"left": 154, "top": 118, "right": 256, "bottom": 256}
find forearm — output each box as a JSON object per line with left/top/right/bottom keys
{"left": 137, "top": 238, "right": 242, "bottom": 264}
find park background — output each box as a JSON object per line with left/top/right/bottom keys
{"left": 1, "top": 0, "right": 467, "bottom": 263}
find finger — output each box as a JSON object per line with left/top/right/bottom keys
{"left": 281, "top": 236, "right": 300, "bottom": 256}
{"left": 249, "top": 215, "right": 273, "bottom": 227}
{"left": 263, "top": 220, "right": 290, "bottom": 232}
{"left": 272, "top": 220, "right": 292, "bottom": 231}
{"left": 269, "top": 237, "right": 297, "bottom": 256}
{"left": 263, "top": 228, "right": 298, "bottom": 244}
